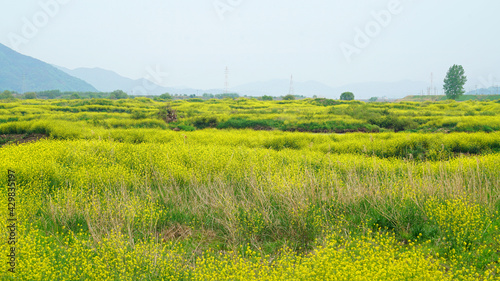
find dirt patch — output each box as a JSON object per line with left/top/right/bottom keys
{"left": 158, "top": 224, "right": 218, "bottom": 245}
{"left": 160, "top": 224, "right": 193, "bottom": 242}
{"left": 0, "top": 133, "right": 48, "bottom": 147}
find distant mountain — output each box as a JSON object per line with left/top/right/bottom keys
{"left": 55, "top": 64, "right": 429, "bottom": 99}
{"left": 465, "top": 86, "right": 500, "bottom": 96}
{"left": 58, "top": 66, "right": 235, "bottom": 96}
{"left": 231, "top": 79, "right": 335, "bottom": 97}
{"left": 230, "top": 79, "right": 427, "bottom": 99}
{"left": 57, "top": 66, "right": 150, "bottom": 93}
{"left": 56, "top": 66, "right": 185, "bottom": 95}
{"left": 331, "top": 80, "right": 428, "bottom": 99}
{"left": 0, "top": 43, "right": 97, "bottom": 93}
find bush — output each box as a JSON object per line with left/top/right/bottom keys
{"left": 131, "top": 110, "right": 148, "bottom": 120}
{"left": 193, "top": 117, "right": 218, "bottom": 129}
{"left": 177, "top": 125, "right": 196, "bottom": 131}
{"left": 109, "top": 90, "right": 128, "bottom": 99}
{"left": 24, "top": 92, "right": 37, "bottom": 99}
{"left": 0, "top": 90, "right": 14, "bottom": 99}
{"left": 216, "top": 118, "right": 279, "bottom": 130}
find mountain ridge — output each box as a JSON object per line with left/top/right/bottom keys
{"left": 0, "top": 43, "right": 97, "bottom": 93}
{"left": 59, "top": 66, "right": 428, "bottom": 99}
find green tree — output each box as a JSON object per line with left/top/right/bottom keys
{"left": 158, "top": 93, "right": 172, "bottom": 100}
{"left": 282, "top": 94, "right": 295, "bottom": 100}
{"left": 261, "top": 95, "right": 273, "bottom": 101}
{"left": 443, "top": 65, "right": 467, "bottom": 100}
{"left": 369, "top": 97, "right": 378, "bottom": 102}
{"left": 0, "top": 90, "right": 14, "bottom": 99}
{"left": 340, "top": 92, "right": 354, "bottom": 101}
{"left": 109, "top": 90, "right": 128, "bottom": 99}
{"left": 24, "top": 92, "right": 37, "bottom": 99}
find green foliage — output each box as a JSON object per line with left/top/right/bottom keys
{"left": 193, "top": 116, "right": 218, "bottom": 129}
{"left": 340, "top": 91, "right": 355, "bottom": 101}
{"left": 0, "top": 90, "right": 14, "bottom": 99}
{"left": 314, "top": 98, "right": 340, "bottom": 106}
{"left": 154, "top": 93, "right": 173, "bottom": 101}
{"left": 177, "top": 124, "right": 196, "bottom": 131}
{"left": 444, "top": 65, "right": 467, "bottom": 100}
{"left": 369, "top": 97, "right": 378, "bottom": 102}
{"left": 109, "top": 90, "right": 128, "bottom": 99}
{"left": 24, "top": 92, "right": 37, "bottom": 99}
{"left": 217, "top": 118, "right": 278, "bottom": 130}
{"left": 215, "top": 93, "right": 239, "bottom": 99}
{"left": 131, "top": 110, "right": 148, "bottom": 120}
{"left": 261, "top": 95, "right": 273, "bottom": 101}
{"left": 282, "top": 94, "right": 296, "bottom": 100}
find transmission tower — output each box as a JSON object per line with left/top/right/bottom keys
{"left": 431, "top": 72, "right": 434, "bottom": 95}
{"left": 288, "top": 75, "right": 294, "bottom": 96}
{"left": 22, "top": 72, "right": 26, "bottom": 94}
{"left": 224, "top": 66, "right": 229, "bottom": 94}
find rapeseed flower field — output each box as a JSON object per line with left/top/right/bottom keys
{"left": 0, "top": 98, "right": 499, "bottom": 280}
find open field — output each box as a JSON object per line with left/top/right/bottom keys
{"left": 1, "top": 98, "right": 500, "bottom": 280}
{"left": 1, "top": 98, "right": 500, "bottom": 135}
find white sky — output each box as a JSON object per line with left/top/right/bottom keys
{"left": 1, "top": 0, "right": 499, "bottom": 91}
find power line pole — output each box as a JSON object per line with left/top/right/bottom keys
{"left": 431, "top": 72, "right": 434, "bottom": 96}
{"left": 288, "top": 75, "right": 294, "bottom": 96}
{"left": 224, "top": 66, "right": 229, "bottom": 94}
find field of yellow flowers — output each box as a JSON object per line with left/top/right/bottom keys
{"left": 0, "top": 98, "right": 499, "bottom": 280}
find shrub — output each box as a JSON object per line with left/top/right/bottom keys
{"left": 193, "top": 117, "right": 218, "bottom": 129}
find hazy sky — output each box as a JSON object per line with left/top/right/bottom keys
{"left": 1, "top": 0, "right": 499, "bottom": 91}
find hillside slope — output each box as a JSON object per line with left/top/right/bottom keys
{"left": 0, "top": 44, "right": 97, "bottom": 93}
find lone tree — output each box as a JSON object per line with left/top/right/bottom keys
{"left": 109, "top": 90, "right": 128, "bottom": 99}
{"left": 443, "top": 65, "right": 467, "bottom": 100}
{"left": 24, "top": 92, "right": 37, "bottom": 99}
{"left": 340, "top": 92, "right": 354, "bottom": 101}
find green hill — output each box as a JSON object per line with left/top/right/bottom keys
{"left": 0, "top": 43, "right": 97, "bottom": 93}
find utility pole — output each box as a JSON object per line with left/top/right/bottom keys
{"left": 430, "top": 73, "right": 434, "bottom": 96}
{"left": 224, "top": 66, "right": 229, "bottom": 94}
{"left": 288, "top": 75, "right": 294, "bottom": 96}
